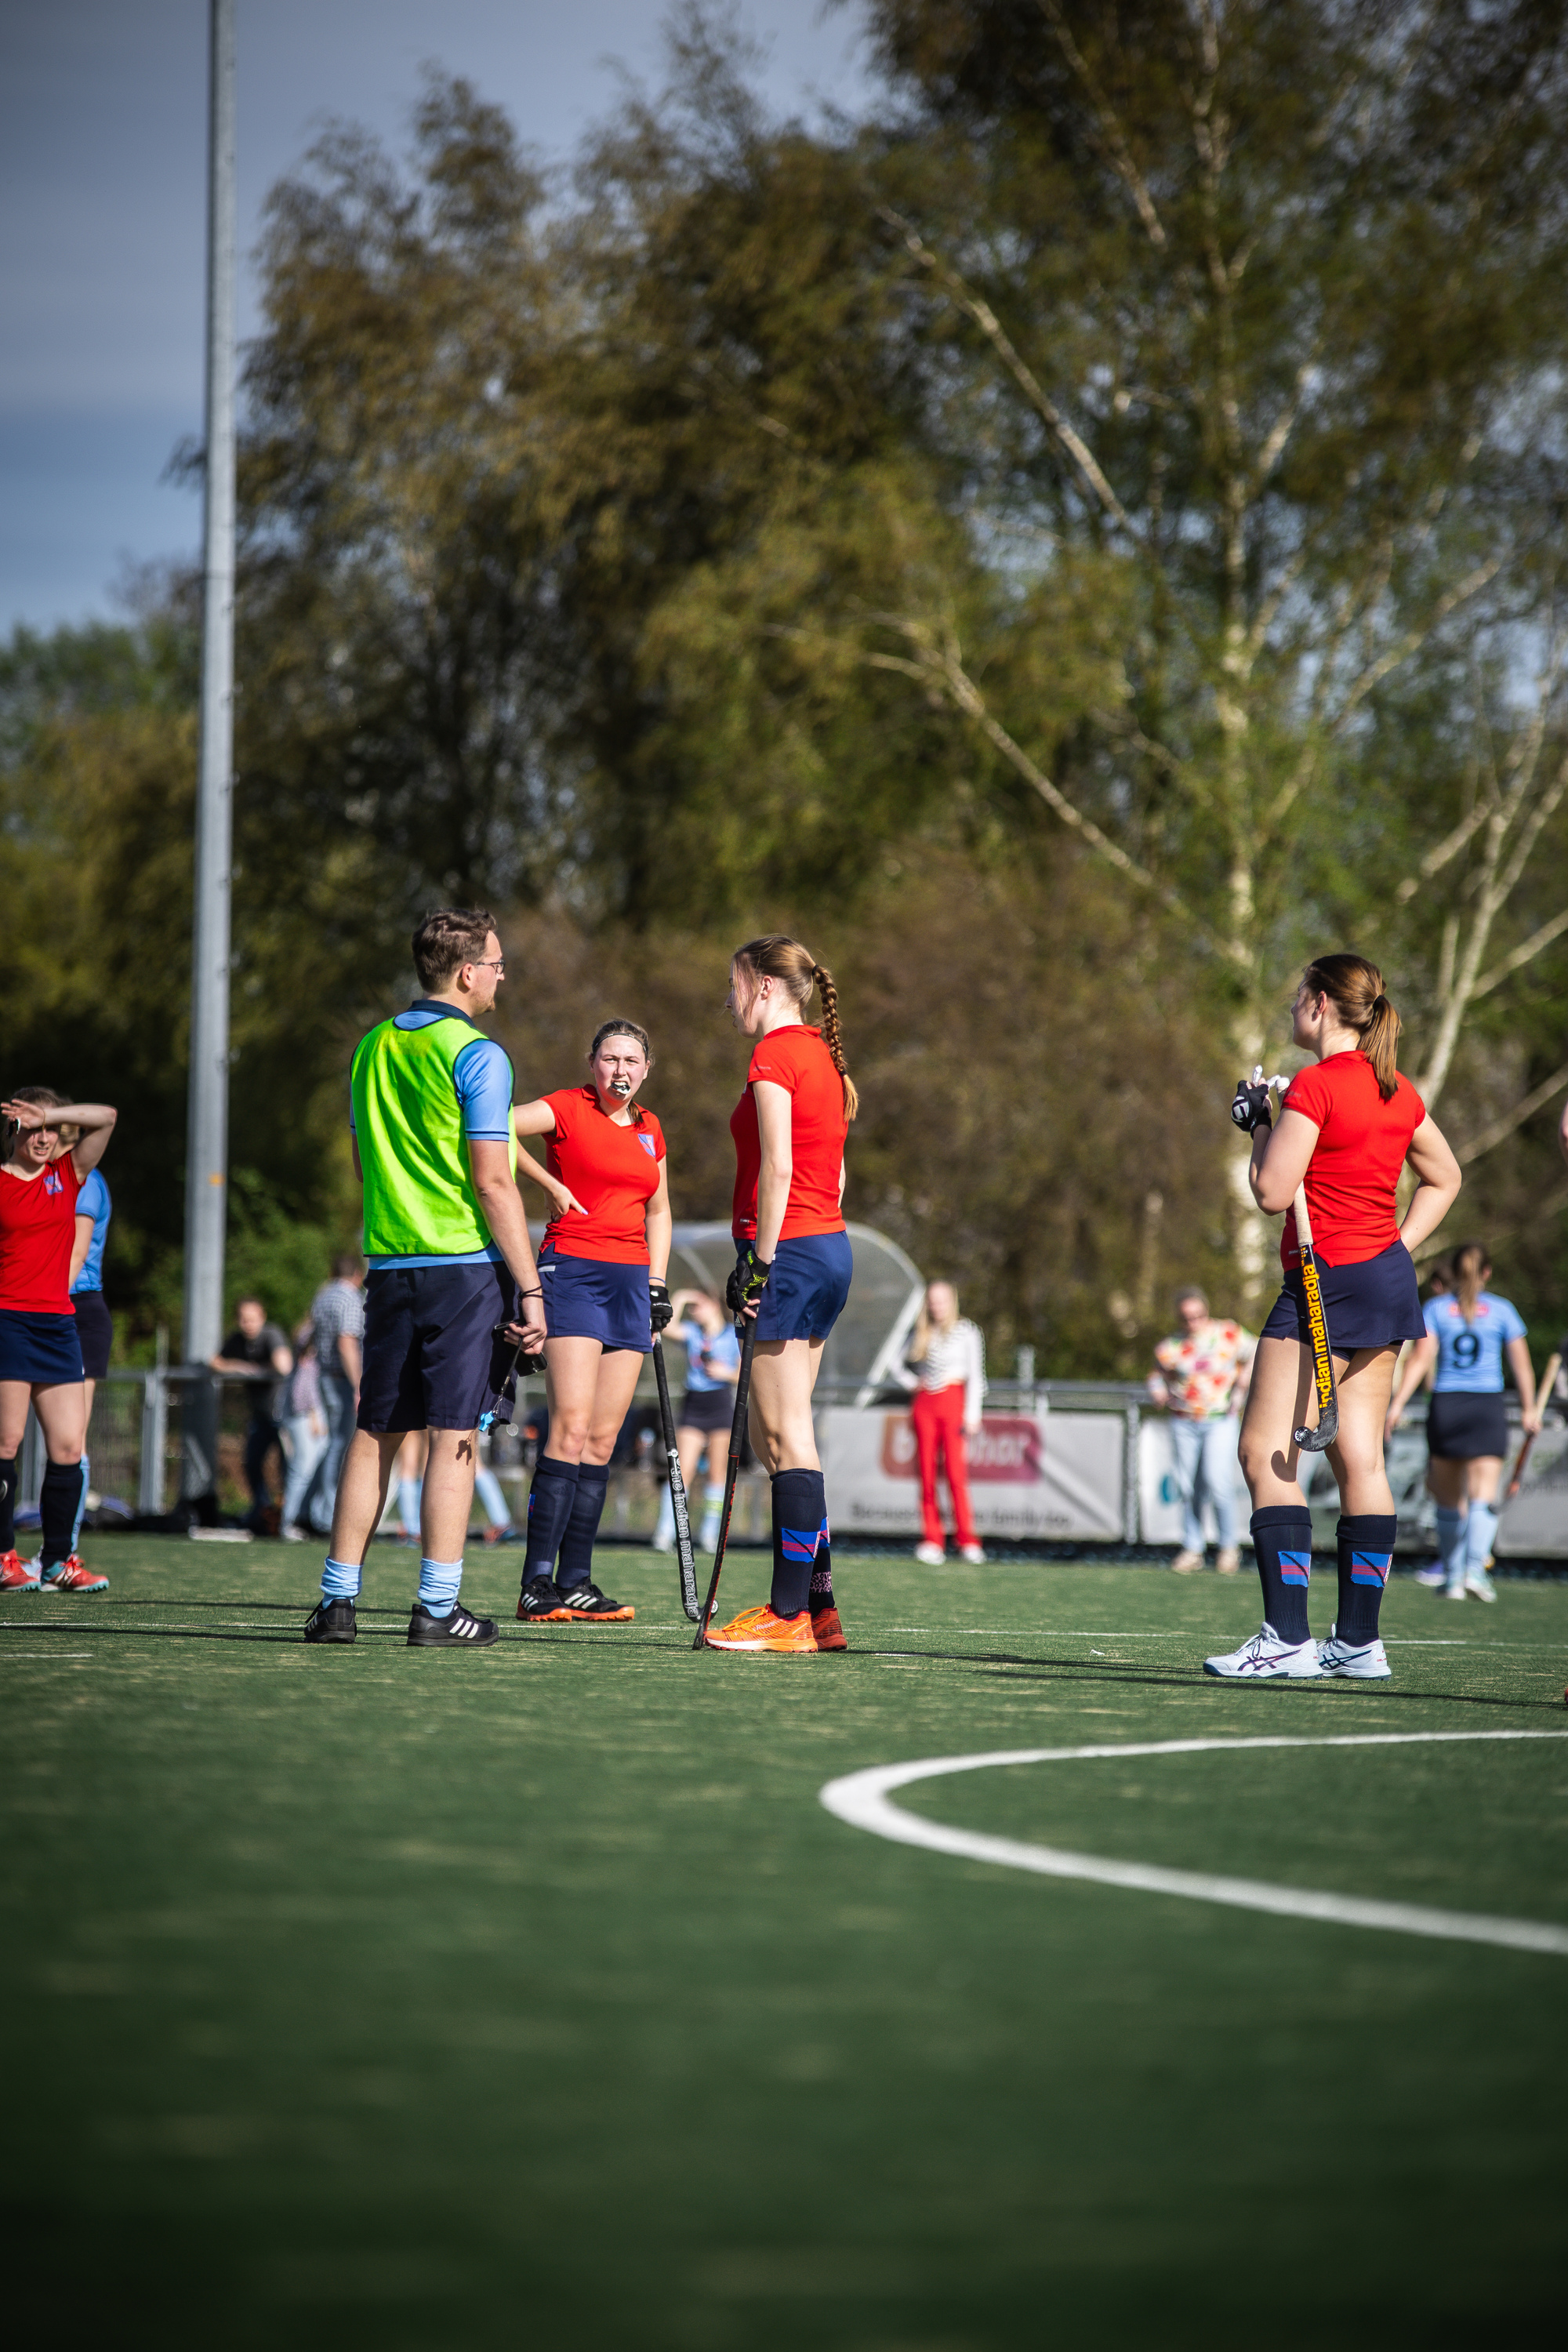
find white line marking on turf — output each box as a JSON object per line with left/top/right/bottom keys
{"left": 820, "top": 1733, "right": 1568, "bottom": 1957}
{"left": 0, "top": 1651, "right": 92, "bottom": 1657}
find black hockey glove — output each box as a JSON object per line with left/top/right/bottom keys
{"left": 649, "top": 1278, "right": 673, "bottom": 1334}
{"left": 1230, "top": 1076, "right": 1273, "bottom": 1134}
{"left": 726, "top": 1245, "right": 771, "bottom": 1322}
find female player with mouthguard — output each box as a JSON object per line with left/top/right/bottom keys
{"left": 510, "top": 1019, "right": 672, "bottom": 1623}
{"left": 705, "top": 935, "right": 856, "bottom": 1654}
{"left": 1215, "top": 955, "right": 1461, "bottom": 1682}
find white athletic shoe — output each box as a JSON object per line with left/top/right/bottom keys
{"left": 1465, "top": 1567, "right": 1498, "bottom": 1603}
{"left": 914, "top": 1541, "right": 946, "bottom": 1567}
{"left": 959, "top": 1543, "right": 987, "bottom": 1565}
{"left": 1316, "top": 1624, "right": 1392, "bottom": 1680}
{"left": 1414, "top": 1566, "right": 1446, "bottom": 1588}
{"left": 1445, "top": 1578, "right": 1467, "bottom": 1600}
{"left": 1203, "top": 1623, "right": 1323, "bottom": 1680}
{"left": 1171, "top": 1548, "right": 1205, "bottom": 1575}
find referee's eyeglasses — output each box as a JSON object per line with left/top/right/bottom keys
{"left": 470, "top": 956, "right": 506, "bottom": 975}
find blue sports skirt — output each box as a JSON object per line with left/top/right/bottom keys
{"left": 0, "top": 1309, "right": 85, "bottom": 1385}
{"left": 538, "top": 1246, "right": 652, "bottom": 1353}
{"left": 1427, "top": 1390, "right": 1508, "bottom": 1461}
{"left": 744, "top": 1232, "right": 854, "bottom": 1345}
{"left": 1261, "top": 1237, "right": 1425, "bottom": 1355}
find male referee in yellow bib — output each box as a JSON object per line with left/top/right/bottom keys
{"left": 303, "top": 908, "right": 546, "bottom": 1647}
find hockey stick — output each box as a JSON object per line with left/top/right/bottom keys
{"left": 1254, "top": 1069, "right": 1340, "bottom": 1455}
{"left": 693, "top": 1312, "right": 759, "bottom": 1651}
{"left": 651, "top": 1334, "right": 700, "bottom": 1621}
{"left": 1505, "top": 1350, "right": 1560, "bottom": 1500}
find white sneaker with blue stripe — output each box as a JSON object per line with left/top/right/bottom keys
{"left": 1316, "top": 1624, "right": 1391, "bottom": 1679}
{"left": 1203, "top": 1624, "right": 1323, "bottom": 1679}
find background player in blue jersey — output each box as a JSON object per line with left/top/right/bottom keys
{"left": 1386, "top": 1240, "right": 1538, "bottom": 1601}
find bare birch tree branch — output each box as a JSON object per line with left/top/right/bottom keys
{"left": 877, "top": 208, "right": 1134, "bottom": 534}
{"left": 1471, "top": 906, "right": 1568, "bottom": 1000}
{"left": 1457, "top": 1062, "right": 1568, "bottom": 1166}
{"left": 1329, "top": 557, "right": 1503, "bottom": 730}
{"left": 1036, "top": 0, "right": 1167, "bottom": 249}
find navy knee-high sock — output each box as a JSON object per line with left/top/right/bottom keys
{"left": 771, "top": 1468, "right": 828, "bottom": 1621}
{"left": 0, "top": 1455, "right": 16, "bottom": 1553}
{"left": 1337, "top": 1513, "right": 1396, "bottom": 1646}
{"left": 40, "top": 1459, "right": 85, "bottom": 1568}
{"left": 1250, "top": 1504, "right": 1313, "bottom": 1644}
{"left": 523, "top": 1456, "right": 580, "bottom": 1584}
{"left": 557, "top": 1463, "right": 610, "bottom": 1592}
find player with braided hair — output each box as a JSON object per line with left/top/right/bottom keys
{"left": 706, "top": 936, "right": 856, "bottom": 1653}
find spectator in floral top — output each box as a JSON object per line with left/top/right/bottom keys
{"left": 1149, "top": 1288, "right": 1255, "bottom": 1575}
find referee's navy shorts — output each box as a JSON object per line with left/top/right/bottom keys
{"left": 72, "top": 1290, "right": 114, "bottom": 1381}
{"left": 743, "top": 1230, "right": 854, "bottom": 1345}
{"left": 358, "top": 1261, "right": 517, "bottom": 1434}
{"left": 1426, "top": 1390, "right": 1509, "bottom": 1460}
{"left": 678, "top": 1385, "right": 733, "bottom": 1433}
{"left": 0, "top": 1309, "right": 85, "bottom": 1386}
{"left": 537, "top": 1244, "right": 652, "bottom": 1352}
{"left": 1261, "top": 1237, "right": 1425, "bottom": 1355}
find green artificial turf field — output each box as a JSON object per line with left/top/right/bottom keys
{"left": 5, "top": 1537, "right": 1566, "bottom": 2350}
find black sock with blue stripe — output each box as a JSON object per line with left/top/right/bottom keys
{"left": 770, "top": 1468, "right": 827, "bottom": 1621}
{"left": 0, "top": 1456, "right": 16, "bottom": 1553}
{"left": 1250, "top": 1504, "right": 1313, "bottom": 1644}
{"left": 40, "top": 1459, "right": 85, "bottom": 1569}
{"left": 556, "top": 1463, "right": 610, "bottom": 1592}
{"left": 1337, "top": 1513, "right": 1396, "bottom": 1647}
{"left": 524, "top": 1455, "right": 579, "bottom": 1584}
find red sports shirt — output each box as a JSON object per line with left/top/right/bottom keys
{"left": 543, "top": 1087, "right": 666, "bottom": 1265}
{"left": 0, "top": 1152, "right": 83, "bottom": 1314}
{"left": 1279, "top": 1052, "right": 1425, "bottom": 1270}
{"left": 731, "top": 1025, "right": 848, "bottom": 1243}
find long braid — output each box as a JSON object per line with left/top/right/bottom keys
{"left": 811, "top": 963, "right": 859, "bottom": 1121}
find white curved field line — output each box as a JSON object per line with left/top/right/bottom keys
{"left": 820, "top": 1733, "right": 1568, "bottom": 1956}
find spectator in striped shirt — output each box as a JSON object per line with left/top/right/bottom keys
{"left": 900, "top": 1281, "right": 987, "bottom": 1568}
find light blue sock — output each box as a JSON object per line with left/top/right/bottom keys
{"left": 1465, "top": 1500, "right": 1498, "bottom": 1575}
{"left": 1435, "top": 1505, "right": 1466, "bottom": 1589}
{"left": 71, "top": 1453, "right": 91, "bottom": 1551}
{"left": 418, "top": 1555, "right": 463, "bottom": 1617}
{"left": 397, "top": 1476, "right": 422, "bottom": 1535}
{"left": 321, "top": 1555, "right": 361, "bottom": 1601}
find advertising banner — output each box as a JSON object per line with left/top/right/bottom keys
{"left": 820, "top": 1407, "right": 1123, "bottom": 1541}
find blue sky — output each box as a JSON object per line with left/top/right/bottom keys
{"left": 0, "top": 2, "right": 876, "bottom": 636}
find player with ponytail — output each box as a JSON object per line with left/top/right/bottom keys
{"left": 1386, "top": 1239, "right": 1537, "bottom": 1602}
{"left": 705, "top": 936, "right": 856, "bottom": 1653}
{"left": 1214, "top": 954, "right": 1462, "bottom": 1682}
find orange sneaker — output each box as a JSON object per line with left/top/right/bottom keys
{"left": 0, "top": 1550, "right": 41, "bottom": 1592}
{"left": 810, "top": 1606, "right": 847, "bottom": 1651}
{"left": 704, "top": 1602, "right": 818, "bottom": 1653}
{"left": 38, "top": 1556, "right": 108, "bottom": 1594}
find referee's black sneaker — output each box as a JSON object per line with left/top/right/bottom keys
{"left": 303, "top": 1597, "right": 357, "bottom": 1644}
{"left": 517, "top": 1574, "right": 570, "bottom": 1622}
{"left": 407, "top": 1600, "right": 499, "bottom": 1647}
{"left": 554, "top": 1580, "right": 635, "bottom": 1623}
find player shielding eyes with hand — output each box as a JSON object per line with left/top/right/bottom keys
{"left": 704, "top": 935, "right": 856, "bottom": 1654}
{"left": 510, "top": 1020, "right": 671, "bottom": 1623}
{"left": 1213, "top": 955, "right": 1461, "bottom": 1682}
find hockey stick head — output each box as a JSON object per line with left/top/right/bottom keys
{"left": 1293, "top": 1401, "right": 1338, "bottom": 1454}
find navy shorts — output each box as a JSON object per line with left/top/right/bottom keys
{"left": 746, "top": 1231, "right": 854, "bottom": 1345}
{"left": 72, "top": 1290, "right": 113, "bottom": 1381}
{"left": 0, "top": 1309, "right": 85, "bottom": 1386}
{"left": 538, "top": 1246, "right": 652, "bottom": 1353}
{"left": 358, "top": 1261, "right": 517, "bottom": 1434}
{"left": 678, "top": 1386, "right": 733, "bottom": 1433}
{"left": 1427, "top": 1390, "right": 1509, "bottom": 1461}
{"left": 1261, "top": 1237, "right": 1425, "bottom": 1355}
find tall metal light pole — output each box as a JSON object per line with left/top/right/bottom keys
{"left": 182, "top": 0, "right": 236, "bottom": 1493}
